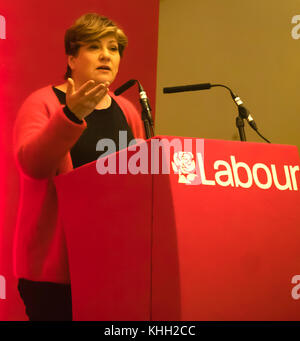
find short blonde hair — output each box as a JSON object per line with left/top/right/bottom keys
{"left": 64, "top": 13, "right": 128, "bottom": 79}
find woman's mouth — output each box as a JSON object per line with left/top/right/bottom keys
{"left": 96, "top": 65, "right": 111, "bottom": 71}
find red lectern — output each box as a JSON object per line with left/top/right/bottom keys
{"left": 54, "top": 136, "right": 300, "bottom": 321}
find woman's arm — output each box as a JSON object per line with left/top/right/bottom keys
{"left": 14, "top": 90, "right": 87, "bottom": 179}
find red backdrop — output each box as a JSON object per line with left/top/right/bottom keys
{"left": 0, "top": 0, "right": 159, "bottom": 320}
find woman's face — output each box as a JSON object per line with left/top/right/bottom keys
{"left": 68, "top": 34, "right": 121, "bottom": 86}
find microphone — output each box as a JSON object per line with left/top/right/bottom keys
{"left": 137, "top": 82, "right": 153, "bottom": 125}
{"left": 114, "top": 79, "right": 153, "bottom": 123}
{"left": 114, "top": 79, "right": 136, "bottom": 96}
{"left": 163, "top": 83, "right": 212, "bottom": 93}
{"left": 114, "top": 79, "right": 154, "bottom": 138}
{"left": 163, "top": 82, "right": 258, "bottom": 131}
{"left": 162, "top": 82, "right": 271, "bottom": 143}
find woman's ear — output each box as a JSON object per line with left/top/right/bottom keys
{"left": 68, "top": 55, "right": 75, "bottom": 71}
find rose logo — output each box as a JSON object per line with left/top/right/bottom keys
{"left": 172, "top": 152, "right": 197, "bottom": 184}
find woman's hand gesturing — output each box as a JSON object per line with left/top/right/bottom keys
{"left": 66, "top": 78, "right": 110, "bottom": 120}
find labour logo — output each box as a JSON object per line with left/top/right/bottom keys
{"left": 172, "top": 152, "right": 197, "bottom": 184}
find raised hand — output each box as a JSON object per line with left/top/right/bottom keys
{"left": 66, "top": 78, "right": 110, "bottom": 120}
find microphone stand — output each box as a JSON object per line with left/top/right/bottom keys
{"left": 143, "top": 118, "right": 153, "bottom": 139}
{"left": 236, "top": 115, "right": 246, "bottom": 142}
{"left": 212, "top": 84, "right": 248, "bottom": 142}
{"left": 141, "top": 105, "right": 153, "bottom": 139}
{"left": 138, "top": 87, "right": 155, "bottom": 139}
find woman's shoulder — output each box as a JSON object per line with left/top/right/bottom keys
{"left": 20, "top": 85, "right": 60, "bottom": 110}
{"left": 18, "top": 85, "right": 61, "bottom": 118}
{"left": 25, "top": 85, "right": 55, "bottom": 101}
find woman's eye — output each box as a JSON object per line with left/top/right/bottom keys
{"left": 88, "top": 44, "right": 118, "bottom": 52}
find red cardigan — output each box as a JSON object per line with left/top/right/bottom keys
{"left": 13, "top": 85, "right": 145, "bottom": 283}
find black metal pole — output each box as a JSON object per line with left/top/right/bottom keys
{"left": 236, "top": 116, "right": 246, "bottom": 142}
{"left": 143, "top": 118, "right": 152, "bottom": 139}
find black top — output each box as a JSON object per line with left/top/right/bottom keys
{"left": 52, "top": 86, "right": 135, "bottom": 169}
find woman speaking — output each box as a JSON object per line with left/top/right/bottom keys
{"left": 14, "top": 13, "right": 145, "bottom": 321}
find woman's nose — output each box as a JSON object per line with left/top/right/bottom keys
{"left": 99, "top": 47, "right": 110, "bottom": 60}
